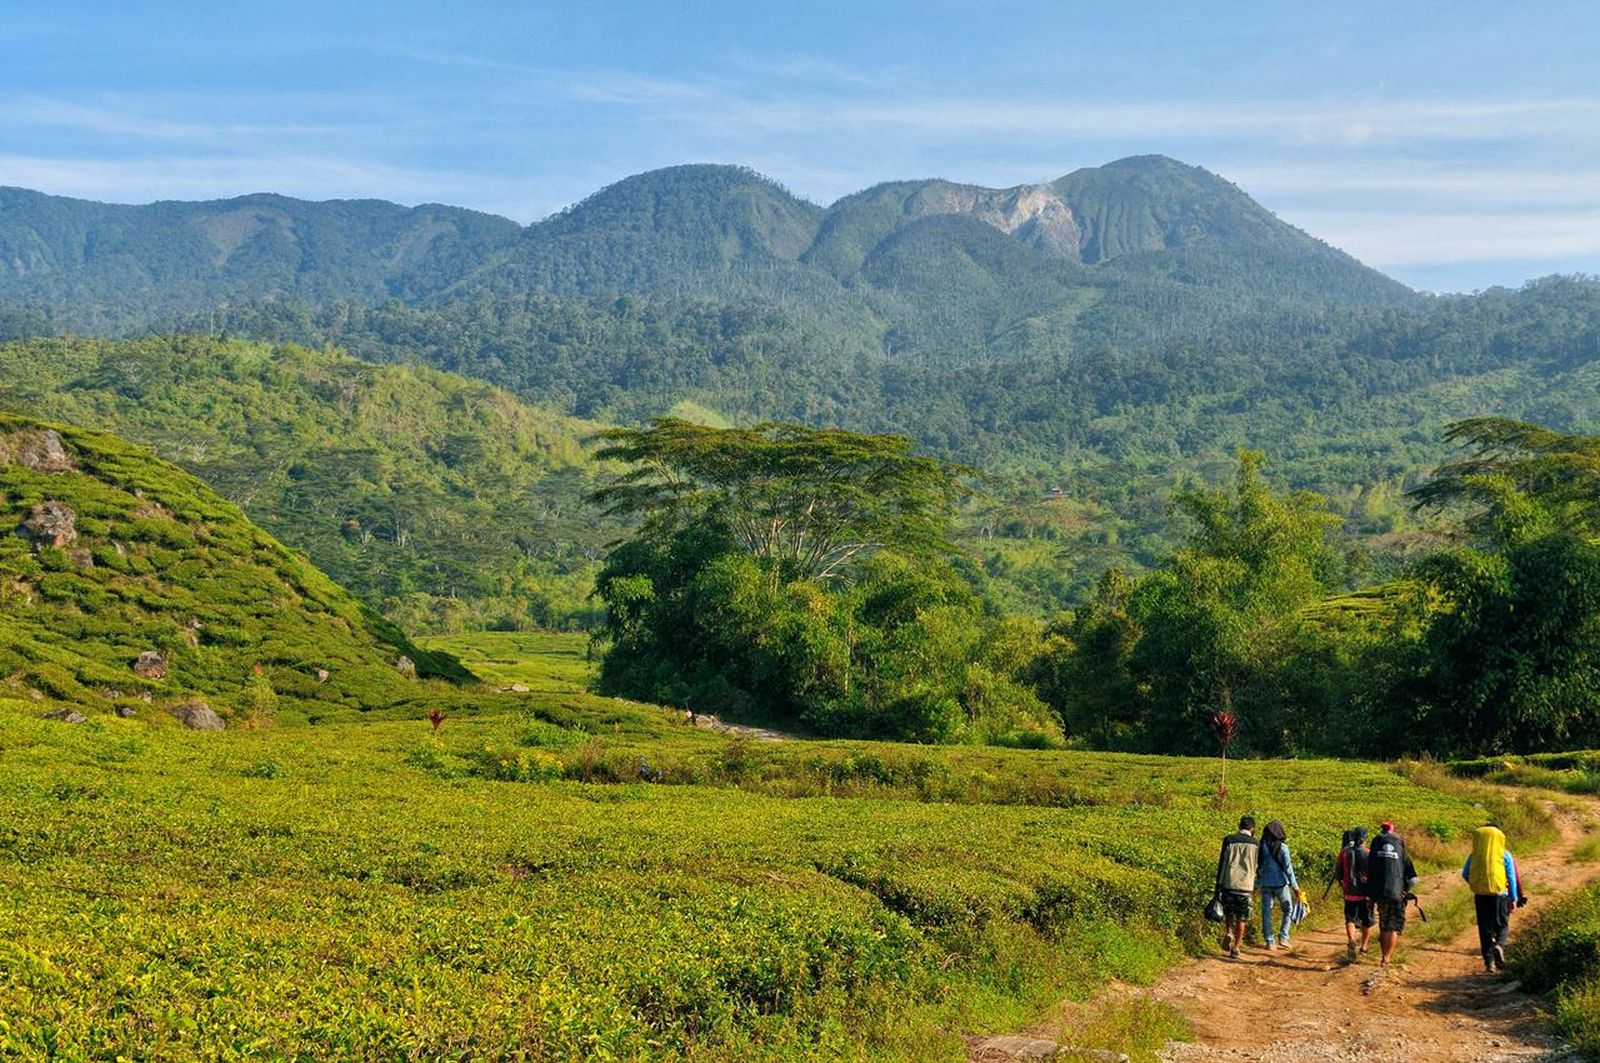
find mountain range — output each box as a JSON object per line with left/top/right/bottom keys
{"left": 0, "top": 155, "right": 1413, "bottom": 339}
{"left": 2, "top": 155, "right": 1599, "bottom": 623}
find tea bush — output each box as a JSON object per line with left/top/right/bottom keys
{"left": 1510, "top": 881, "right": 1600, "bottom": 1059}
{"left": 0, "top": 691, "right": 1509, "bottom": 1062}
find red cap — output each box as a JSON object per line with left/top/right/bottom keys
{"left": 1380, "top": 820, "right": 1395, "bottom": 832}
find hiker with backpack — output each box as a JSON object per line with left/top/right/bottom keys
{"left": 1214, "top": 815, "right": 1259, "bottom": 959}
{"left": 1462, "top": 821, "right": 1524, "bottom": 973}
{"left": 1327, "top": 826, "right": 1374, "bottom": 961}
{"left": 1365, "top": 820, "right": 1417, "bottom": 967}
{"left": 1255, "top": 819, "right": 1301, "bottom": 950}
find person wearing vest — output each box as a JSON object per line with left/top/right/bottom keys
{"left": 1255, "top": 819, "right": 1300, "bottom": 950}
{"left": 1328, "top": 826, "right": 1373, "bottom": 961}
{"left": 1214, "top": 815, "right": 1259, "bottom": 959}
{"left": 1364, "top": 819, "right": 1417, "bottom": 966}
{"left": 1462, "top": 821, "right": 1524, "bottom": 972}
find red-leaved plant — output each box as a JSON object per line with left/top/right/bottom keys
{"left": 1212, "top": 697, "right": 1240, "bottom": 798}
{"left": 427, "top": 707, "right": 446, "bottom": 735}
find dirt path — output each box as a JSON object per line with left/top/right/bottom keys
{"left": 973, "top": 794, "right": 1599, "bottom": 1063}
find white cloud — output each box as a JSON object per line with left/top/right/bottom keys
{"left": 1283, "top": 208, "right": 1600, "bottom": 266}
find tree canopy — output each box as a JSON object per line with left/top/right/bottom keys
{"left": 592, "top": 419, "right": 969, "bottom": 582}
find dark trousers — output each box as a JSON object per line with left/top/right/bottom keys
{"left": 1474, "top": 893, "right": 1510, "bottom": 964}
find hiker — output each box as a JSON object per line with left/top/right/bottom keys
{"left": 1215, "top": 814, "right": 1259, "bottom": 959}
{"left": 1328, "top": 826, "right": 1374, "bottom": 961}
{"left": 1256, "top": 819, "right": 1300, "bottom": 950}
{"left": 1364, "top": 819, "right": 1417, "bottom": 967}
{"left": 1461, "top": 821, "right": 1524, "bottom": 972}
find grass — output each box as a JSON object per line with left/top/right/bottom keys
{"left": 1510, "top": 881, "right": 1600, "bottom": 1060}
{"left": 0, "top": 631, "right": 1536, "bottom": 1061}
{"left": 1449, "top": 751, "right": 1600, "bottom": 796}
{"left": 416, "top": 631, "right": 594, "bottom": 693}
{"left": 1575, "top": 834, "right": 1600, "bottom": 864}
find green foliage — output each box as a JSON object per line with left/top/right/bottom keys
{"left": 0, "top": 413, "right": 470, "bottom": 718}
{"left": 1397, "top": 420, "right": 1600, "bottom": 754}
{"left": 0, "top": 679, "right": 1501, "bottom": 1061}
{"left": 593, "top": 418, "right": 970, "bottom": 581}
{"left": 589, "top": 426, "right": 1049, "bottom": 743}
{"left": 1509, "top": 881, "right": 1600, "bottom": 1059}
{"left": 0, "top": 335, "right": 611, "bottom": 630}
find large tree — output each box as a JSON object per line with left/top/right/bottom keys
{"left": 588, "top": 420, "right": 1056, "bottom": 743}
{"left": 1404, "top": 419, "right": 1600, "bottom": 753}
{"left": 591, "top": 419, "right": 968, "bottom": 583}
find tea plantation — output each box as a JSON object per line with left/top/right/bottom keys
{"left": 0, "top": 413, "right": 469, "bottom": 723}
{"left": 0, "top": 633, "right": 1529, "bottom": 1061}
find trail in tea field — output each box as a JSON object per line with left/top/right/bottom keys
{"left": 973, "top": 792, "right": 1600, "bottom": 1063}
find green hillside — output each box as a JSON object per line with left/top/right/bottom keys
{"left": 0, "top": 336, "right": 612, "bottom": 631}
{"left": 0, "top": 186, "right": 522, "bottom": 331}
{"left": 0, "top": 412, "right": 471, "bottom": 723}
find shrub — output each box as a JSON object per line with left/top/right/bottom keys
{"left": 472, "top": 744, "right": 564, "bottom": 783}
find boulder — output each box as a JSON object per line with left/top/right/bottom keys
{"left": 40, "top": 707, "right": 87, "bottom": 724}
{"left": 114, "top": 705, "right": 137, "bottom": 719}
{"left": 16, "top": 501, "right": 77, "bottom": 548}
{"left": 170, "top": 699, "right": 225, "bottom": 731}
{"left": 133, "top": 650, "right": 168, "bottom": 679}
{"left": 0, "top": 428, "right": 74, "bottom": 473}
{"left": 395, "top": 655, "right": 417, "bottom": 678}
{"left": 315, "top": 668, "right": 330, "bottom": 683}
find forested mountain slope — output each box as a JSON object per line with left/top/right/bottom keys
{"left": 0, "top": 155, "right": 1416, "bottom": 347}
{"left": 0, "top": 186, "right": 522, "bottom": 330}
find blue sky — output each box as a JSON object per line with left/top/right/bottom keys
{"left": 3, "top": 1, "right": 1598, "bottom": 291}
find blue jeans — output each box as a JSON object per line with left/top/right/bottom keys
{"left": 1261, "top": 886, "right": 1294, "bottom": 944}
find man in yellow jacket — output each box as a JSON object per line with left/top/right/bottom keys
{"left": 1461, "top": 821, "right": 1524, "bottom": 973}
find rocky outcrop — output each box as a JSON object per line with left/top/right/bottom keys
{"left": 170, "top": 699, "right": 225, "bottom": 731}
{"left": 0, "top": 428, "right": 74, "bottom": 472}
{"left": 395, "top": 655, "right": 417, "bottom": 678}
{"left": 40, "top": 707, "right": 87, "bottom": 724}
{"left": 16, "top": 501, "right": 77, "bottom": 548}
{"left": 903, "top": 182, "right": 1082, "bottom": 258}
{"left": 133, "top": 650, "right": 168, "bottom": 679}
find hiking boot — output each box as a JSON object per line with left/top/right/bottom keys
{"left": 1493, "top": 945, "right": 1506, "bottom": 970}
{"left": 1346, "top": 942, "right": 1358, "bottom": 962}
{"left": 1229, "top": 947, "right": 1240, "bottom": 960}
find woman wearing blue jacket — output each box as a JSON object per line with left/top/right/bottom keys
{"left": 1256, "top": 820, "right": 1300, "bottom": 949}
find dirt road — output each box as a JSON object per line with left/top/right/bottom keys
{"left": 1151, "top": 796, "right": 1595, "bottom": 1063}
{"left": 972, "top": 795, "right": 1597, "bottom": 1063}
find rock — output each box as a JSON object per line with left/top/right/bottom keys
{"left": 133, "top": 650, "right": 168, "bottom": 679}
{"left": 138, "top": 691, "right": 153, "bottom": 703}
{"left": 0, "top": 428, "right": 74, "bottom": 472}
{"left": 26, "top": 687, "right": 44, "bottom": 701}
{"left": 40, "top": 707, "right": 87, "bottom": 724}
{"left": 508, "top": 683, "right": 529, "bottom": 693}
{"left": 315, "top": 668, "right": 330, "bottom": 683}
{"left": 114, "top": 705, "right": 137, "bottom": 719}
{"left": 16, "top": 501, "right": 77, "bottom": 548}
{"left": 395, "top": 655, "right": 416, "bottom": 678}
{"left": 169, "top": 699, "right": 225, "bottom": 731}
{"left": 66, "top": 548, "right": 94, "bottom": 568}
{"left": 968, "top": 1035, "right": 1063, "bottom": 1062}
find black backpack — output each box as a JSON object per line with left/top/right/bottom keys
{"left": 1366, "top": 833, "right": 1406, "bottom": 900}
{"left": 1340, "top": 843, "right": 1368, "bottom": 895}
